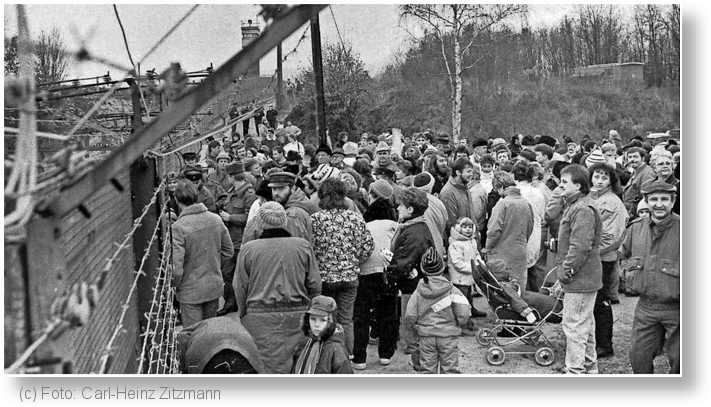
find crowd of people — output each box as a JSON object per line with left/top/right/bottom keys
{"left": 167, "top": 122, "right": 680, "bottom": 375}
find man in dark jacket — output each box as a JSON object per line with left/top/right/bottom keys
{"left": 619, "top": 181, "right": 680, "bottom": 374}
{"left": 556, "top": 164, "right": 603, "bottom": 374}
{"left": 172, "top": 180, "right": 234, "bottom": 328}
{"left": 265, "top": 104, "right": 278, "bottom": 129}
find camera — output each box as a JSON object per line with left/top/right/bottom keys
{"left": 545, "top": 237, "right": 557, "bottom": 253}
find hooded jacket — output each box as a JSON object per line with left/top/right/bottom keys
{"left": 404, "top": 275, "right": 471, "bottom": 337}
{"left": 178, "top": 312, "right": 265, "bottom": 374}
{"left": 291, "top": 315, "right": 353, "bottom": 374}
{"left": 447, "top": 226, "right": 479, "bottom": 286}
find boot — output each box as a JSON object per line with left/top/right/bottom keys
{"left": 471, "top": 306, "right": 487, "bottom": 318}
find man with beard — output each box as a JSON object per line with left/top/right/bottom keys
{"left": 241, "top": 172, "right": 316, "bottom": 245}
{"left": 427, "top": 151, "right": 449, "bottom": 196}
{"left": 622, "top": 147, "right": 656, "bottom": 218}
{"left": 618, "top": 181, "right": 680, "bottom": 374}
{"left": 439, "top": 159, "right": 479, "bottom": 247}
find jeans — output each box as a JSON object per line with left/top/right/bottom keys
{"left": 562, "top": 292, "right": 597, "bottom": 374}
{"left": 180, "top": 299, "right": 219, "bottom": 328}
{"left": 352, "top": 274, "right": 398, "bottom": 363}
{"left": 629, "top": 301, "right": 680, "bottom": 374}
{"left": 322, "top": 280, "right": 359, "bottom": 355}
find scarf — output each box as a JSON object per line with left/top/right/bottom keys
{"left": 501, "top": 186, "right": 521, "bottom": 197}
{"left": 293, "top": 337, "right": 321, "bottom": 374}
{"left": 589, "top": 185, "right": 612, "bottom": 199}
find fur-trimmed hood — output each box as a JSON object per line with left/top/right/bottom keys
{"left": 300, "top": 312, "right": 345, "bottom": 344}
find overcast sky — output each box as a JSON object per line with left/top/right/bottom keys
{"left": 3, "top": 3, "right": 590, "bottom": 81}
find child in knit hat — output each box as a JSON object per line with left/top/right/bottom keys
{"left": 404, "top": 247, "right": 472, "bottom": 374}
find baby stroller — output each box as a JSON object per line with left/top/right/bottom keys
{"left": 472, "top": 260, "right": 564, "bottom": 366}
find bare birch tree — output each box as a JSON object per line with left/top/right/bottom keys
{"left": 400, "top": 4, "right": 526, "bottom": 143}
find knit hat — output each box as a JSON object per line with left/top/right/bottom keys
{"left": 585, "top": 149, "right": 606, "bottom": 167}
{"left": 306, "top": 295, "right": 337, "bottom": 317}
{"left": 369, "top": 179, "right": 393, "bottom": 200}
{"left": 216, "top": 151, "right": 231, "bottom": 162}
{"left": 226, "top": 161, "right": 245, "bottom": 175}
{"left": 343, "top": 142, "right": 359, "bottom": 157}
{"left": 421, "top": 247, "right": 444, "bottom": 276}
{"left": 256, "top": 201, "right": 287, "bottom": 230}
{"left": 375, "top": 141, "right": 390, "bottom": 153}
{"left": 413, "top": 172, "right": 434, "bottom": 194}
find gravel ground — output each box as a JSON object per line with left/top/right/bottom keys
{"left": 353, "top": 294, "right": 671, "bottom": 375}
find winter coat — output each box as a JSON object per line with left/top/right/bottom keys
{"left": 234, "top": 228, "right": 322, "bottom": 317}
{"left": 207, "top": 168, "right": 234, "bottom": 195}
{"left": 485, "top": 187, "right": 534, "bottom": 280}
{"left": 223, "top": 181, "right": 259, "bottom": 249}
{"left": 424, "top": 194, "right": 448, "bottom": 258}
{"left": 439, "top": 176, "right": 473, "bottom": 231}
{"left": 359, "top": 219, "right": 398, "bottom": 276}
{"left": 172, "top": 203, "right": 234, "bottom": 304}
{"left": 518, "top": 182, "right": 546, "bottom": 268}
{"left": 467, "top": 181, "right": 489, "bottom": 239}
{"left": 618, "top": 213, "right": 680, "bottom": 307}
{"left": 387, "top": 216, "right": 435, "bottom": 294}
{"left": 556, "top": 192, "right": 603, "bottom": 293}
{"left": 623, "top": 163, "right": 656, "bottom": 216}
{"left": 404, "top": 276, "right": 471, "bottom": 337}
{"left": 311, "top": 209, "right": 375, "bottom": 284}
{"left": 589, "top": 186, "right": 628, "bottom": 262}
{"left": 291, "top": 316, "right": 353, "bottom": 374}
{"left": 178, "top": 312, "right": 265, "bottom": 374}
{"left": 447, "top": 227, "right": 479, "bottom": 286}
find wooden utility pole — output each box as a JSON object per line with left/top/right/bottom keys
{"left": 276, "top": 42, "right": 284, "bottom": 110}
{"left": 310, "top": 14, "right": 327, "bottom": 146}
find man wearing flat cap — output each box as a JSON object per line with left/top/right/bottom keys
{"left": 618, "top": 181, "right": 680, "bottom": 374}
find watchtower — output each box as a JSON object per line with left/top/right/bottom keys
{"left": 241, "top": 19, "right": 261, "bottom": 77}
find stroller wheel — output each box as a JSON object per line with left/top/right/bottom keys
{"left": 476, "top": 328, "right": 494, "bottom": 346}
{"left": 486, "top": 346, "right": 506, "bottom": 366}
{"left": 534, "top": 347, "right": 555, "bottom": 366}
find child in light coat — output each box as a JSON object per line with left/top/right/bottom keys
{"left": 448, "top": 217, "right": 486, "bottom": 326}
{"left": 404, "top": 248, "right": 471, "bottom": 374}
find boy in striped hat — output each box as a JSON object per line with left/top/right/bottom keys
{"left": 403, "top": 247, "right": 472, "bottom": 374}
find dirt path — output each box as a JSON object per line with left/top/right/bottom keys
{"left": 354, "top": 294, "right": 671, "bottom": 375}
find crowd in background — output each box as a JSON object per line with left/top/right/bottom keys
{"left": 169, "top": 120, "right": 680, "bottom": 375}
